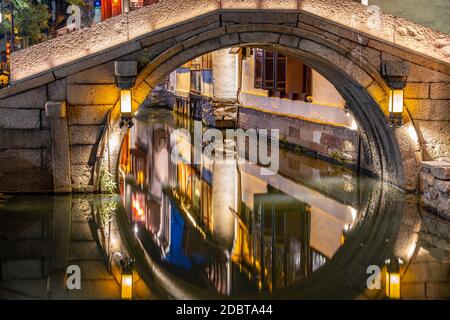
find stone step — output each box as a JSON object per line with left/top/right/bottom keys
{"left": 0, "top": 218, "right": 45, "bottom": 240}
{"left": 68, "top": 260, "right": 115, "bottom": 281}
{"left": 70, "top": 221, "right": 96, "bottom": 241}
{"left": 0, "top": 240, "right": 52, "bottom": 259}
{"left": 422, "top": 161, "right": 450, "bottom": 180}
{"left": 1, "top": 259, "right": 47, "bottom": 281}
{"left": 65, "top": 279, "right": 120, "bottom": 300}
{"left": 0, "top": 279, "right": 49, "bottom": 300}
{"left": 69, "top": 241, "right": 105, "bottom": 261}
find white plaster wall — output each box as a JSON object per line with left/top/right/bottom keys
{"left": 311, "top": 70, "right": 346, "bottom": 108}
{"left": 240, "top": 52, "right": 354, "bottom": 128}
{"left": 167, "top": 71, "right": 177, "bottom": 92}
{"left": 170, "top": 50, "right": 353, "bottom": 128}
{"left": 240, "top": 93, "right": 356, "bottom": 129}
{"left": 241, "top": 52, "right": 268, "bottom": 96}
{"left": 212, "top": 161, "right": 238, "bottom": 249}
{"left": 241, "top": 52, "right": 346, "bottom": 108}
{"left": 310, "top": 207, "right": 345, "bottom": 258}
{"left": 239, "top": 161, "right": 356, "bottom": 258}
{"left": 212, "top": 49, "right": 238, "bottom": 99}
{"left": 240, "top": 171, "right": 269, "bottom": 209}
{"left": 241, "top": 162, "right": 356, "bottom": 224}
{"left": 201, "top": 71, "right": 214, "bottom": 97}
{"left": 175, "top": 68, "right": 190, "bottom": 97}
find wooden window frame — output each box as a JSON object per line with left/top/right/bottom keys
{"left": 190, "top": 69, "right": 202, "bottom": 94}
{"left": 201, "top": 53, "right": 213, "bottom": 70}
{"left": 254, "top": 48, "right": 264, "bottom": 89}
{"left": 254, "top": 48, "right": 312, "bottom": 101}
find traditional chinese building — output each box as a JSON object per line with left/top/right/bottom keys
{"left": 165, "top": 47, "right": 360, "bottom": 166}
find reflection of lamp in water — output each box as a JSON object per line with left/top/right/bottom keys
{"left": 350, "top": 207, "right": 358, "bottom": 222}
{"left": 340, "top": 224, "right": 351, "bottom": 245}
{"left": 131, "top": 193, "right": 145, "bottom": 223}
{"left": 136, "top": 170, "right": 144, "bottom": 187}
{"left": 385, "top": 257, "right": 403, "bottom": 300}
{"left": 120, "top": 258, "right": 134, "bottom": 300}
{"left": 194, "top": 179, "right": 201, "bottom": 197}
{"left": 115, "top": 61, "right": 137, "bottom": 129}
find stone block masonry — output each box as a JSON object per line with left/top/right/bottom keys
{"left": 420, "top": 161, "right": 450, "bottom": 218}
{"left": 0, "top": 60, "right": 118, "bottom": 193}
{"left": 239, "top": 107, "right": 360, "bottom": 167}
{"left": 45, "top": 101, "right": 72, "bottom": 193}
{"left": 0, "top": 85, "right": 53, "bottom": 192}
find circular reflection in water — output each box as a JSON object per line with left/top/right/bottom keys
{"left": 118, "top": 108, "right": 419, "bottom": 299}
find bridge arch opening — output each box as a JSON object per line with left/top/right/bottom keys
{"left": 115, "top": 46, "right": 422, "bottom": 297}
{"left": 108, "top": 29, "right": 419, "bottom": 192}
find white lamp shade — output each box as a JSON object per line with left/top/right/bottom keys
{"left": 389, "top": 89, "right": 404, "bottom": 114}
{"left": 121, "top": 89, "right": 132, "bottom": 114}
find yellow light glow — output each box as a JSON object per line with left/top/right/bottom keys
{"left": 350, "top": 207, "right": 358, "bottom": 222}
{"left": 405, "top": 233, "right": 419, "bottom": 260}
{"left": 180, "top": 196, "right": 206, "bottom": 239}
{"left": 389, "top": 89, "right": 404, "bottom": 114}
{"left": 121, "top": 89, "right": 132, "bottom": 115}
{"left": 137, "top": 170, "right": 145, "bottom": 186}
{"left": 349, "top": 118, "right": 358, "bottom": 131}
{"left": 195, "top": 185, "right": 201, "bottom": 197}
{"left": 131, "top": 194, "right": 145, "bottom": 222}
{"left": 386, "top": 272, "right": 401, "bottom": 299}
{"left": 341, "top": 224, "right": 350, "bottom": 245}
{"left": 406, "top": 123, "right": 419, "bottom": 147}
{"left": 121, "top": 273, "right": 133, "bottom": 300}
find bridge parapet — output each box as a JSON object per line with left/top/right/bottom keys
{"left": 7, "top": 0, "right": 450, "bottom": 85}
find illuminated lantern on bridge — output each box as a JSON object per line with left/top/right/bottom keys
{"left": 119, "top": 88, "right": 134, "bottom": 128}
{"left": 385, "top": 257, "right": 402, "bottom": 300}
{"left": 388, "top": 89, "right": 405, "bottom": 128}
{"left": 115, "top": 61, "right": 137, "bottom": 128}
{"left": 382, "top": 61, "right": 409, "bottom": 128}
{"left": 120, "top": 258, "right": 134, "bottom": 300}
{"left": 120, "top": 89, "right": 132, "bottom": 116}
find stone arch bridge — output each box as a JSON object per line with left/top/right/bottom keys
{"left": 0, "top": 0, "right": 449, "bottom": 195}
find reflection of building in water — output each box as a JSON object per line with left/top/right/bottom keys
{"left": 119, "top": 112, "right": 357, "bottom": 295}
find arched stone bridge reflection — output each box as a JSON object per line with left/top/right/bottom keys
{"left": 113, "top": 109, "right": 450, "bottom": 299}
{"left": 0, "top": 0, "right": 448, "bottom": 198}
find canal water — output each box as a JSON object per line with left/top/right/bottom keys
{"left": 0, "top": 108, "right": 448, "bottom": 299}
{"left": 118, "top": 108, "right": 449, "bottom": 299}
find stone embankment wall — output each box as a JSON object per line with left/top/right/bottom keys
{"left": 239, "top": 107, "right": 360, "bottom": 167}
{"left": 0, "top": 87, "right": 54, "bottom": 192}
{"left": 420, "top": 161, "right": 450, "bottom": 218}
